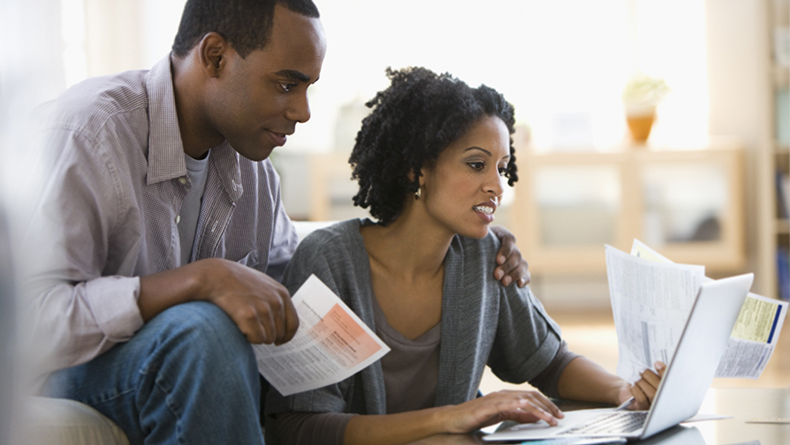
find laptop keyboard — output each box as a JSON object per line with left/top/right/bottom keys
{"left": 559, "top": 411, "right": 648, "bottom": 435}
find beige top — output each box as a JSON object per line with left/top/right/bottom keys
{"left": 372, "top": 293, "right": 442, "bottom": 413}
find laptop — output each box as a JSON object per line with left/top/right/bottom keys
{"left": 483, "top": 273, "right": 754, "bottom": 442}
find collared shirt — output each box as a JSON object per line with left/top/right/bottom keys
{"left": 24, "top": 55, "right": 298, "bottom": 378}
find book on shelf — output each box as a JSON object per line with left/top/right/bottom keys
{"left": 775, "top": 169, "right": 790, "bottom": 219}
{"left": 777, "top": 247, "right": 790, "bottom": 302}
{"left": 776, "top": 88, "right": 789, "bottom": 146}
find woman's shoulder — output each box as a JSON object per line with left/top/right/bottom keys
{"left": 297, "top": 219, "right": 362, "bottom": 248}
{"left": 292, "top": 218, "right": 369, "bottom": 262}
{"left": 454, "top": 230, "right": 501, "bottom": 261}
{"left": 284, "top": 219, "right": 370, "bottom": 291}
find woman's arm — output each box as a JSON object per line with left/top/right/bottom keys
{"left": 343, "top": 390, "right": 564, "bottom": 445}
{"left": 557, "top": 357, "right": 666, "bottom": 410}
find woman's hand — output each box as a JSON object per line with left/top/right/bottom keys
{"left": 439, "top": 390, "right": 564, "bottom": 434}
{"left": 489, "top": 225, "right": 530, "bottom": 287}
{"left": 621, "top": 361, "right": 667, "bottom": 410}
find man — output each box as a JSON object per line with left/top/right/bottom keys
{"left": 26, "top": 0, "right": 529, "bottom": 443}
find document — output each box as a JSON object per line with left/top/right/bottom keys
{"left": 608, "top": 240, "right": 788, "bottom": 382}
{"left": 605, "top": 245, "right": 705, "bottom": 383}
{"left": 253, "top": 274, "right": 390, "bottom": 396}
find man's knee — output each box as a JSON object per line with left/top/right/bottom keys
{"left": 146, "top": 302, "right": 258, "bottom": 377}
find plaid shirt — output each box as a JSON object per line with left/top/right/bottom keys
{"left": 25, "top": 55, "right": 298, "bottom": 376}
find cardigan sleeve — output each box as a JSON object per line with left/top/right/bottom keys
{"left": 487, "top": 282, "right": 565, "bottom": 384}
{"left": 527, "top": 340, "right": 581, "bottom": 398}
{"left": 266, "top": 411, "right": 354, "bottom": 445}
{"left": 264, "top": 221, "right": 375, "bottom": 443}
{"left": 265, "top": 227, "right": 357, "bottom": 415}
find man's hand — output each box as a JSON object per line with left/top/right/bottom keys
{"left": 489, "top": 225, "right": 531, "bottom": 287}
{"left": 138, "top": 258, "right": 299, "bottom": 345}
{"left": 201, "top": 259, "right": 299, "bottom": 345}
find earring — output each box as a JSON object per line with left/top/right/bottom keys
{"left": 415, "top": 187, "right": 422, "bottom": 199}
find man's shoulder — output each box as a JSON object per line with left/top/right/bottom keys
{"left": 48, "top": 69, "right": 150, "bottom": 135}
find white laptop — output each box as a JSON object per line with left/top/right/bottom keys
{"left": 484, "top": 273, "right": 754, "bottom": 442}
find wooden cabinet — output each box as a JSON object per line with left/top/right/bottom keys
{"left": 509, "top": 143, "right": 745, "bottom": 275}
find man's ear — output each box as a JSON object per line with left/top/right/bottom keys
{"left": 198, "top": 32, "right": 229, "bottom": 79}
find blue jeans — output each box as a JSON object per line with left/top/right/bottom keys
{"left": 46, "top": 302, "right": 265, "bottom": 445}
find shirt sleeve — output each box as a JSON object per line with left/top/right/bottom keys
{"left": 22, "top": 126, "right": 144, "bottom": 378}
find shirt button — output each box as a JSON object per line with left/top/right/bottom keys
{"left": 178, "top": 177, "right": 187, "bottom": 185}
{"left": 175, "top": 215, "right": 181, "bottom": 224}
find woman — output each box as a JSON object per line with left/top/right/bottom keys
{"left": 265, "top": 67, "right": 665, "bottom": 445}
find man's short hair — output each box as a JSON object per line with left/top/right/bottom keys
{"left": 172, "top": 0, "right": 320, "bottom": 59}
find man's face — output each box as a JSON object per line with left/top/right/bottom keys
{"left": 207, "top": 4, "right": 326, "bottom": 161}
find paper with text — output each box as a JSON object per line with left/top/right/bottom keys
{"left": 606, "top": 244, "right": 705, "bottom": 383}
{"left": 630, "top": 239, "right": 787, "bottom": 380}
{"left": 253, "top": 274, "right": 390, "bottom": 396}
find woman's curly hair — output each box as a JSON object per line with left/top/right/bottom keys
{"left": 349, "top": 67, "right": 518, "bottom": 225}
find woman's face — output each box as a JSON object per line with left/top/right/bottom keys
{"left": 420, "top": 115, "right": 511, "bottom": 239}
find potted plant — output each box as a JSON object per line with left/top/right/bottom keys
{"left": 622, "top": 74, "right": 669, "bottom": 144}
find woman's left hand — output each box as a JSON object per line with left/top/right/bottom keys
{"left": 490, "top": 225, "right": 530, "bottom": 288}
{"left": 623, "top": 361, "right": 667, "bottom": 410}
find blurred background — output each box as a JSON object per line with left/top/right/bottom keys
{"left": 1, "top": 1, "right": 789, "bottom": 439}
{"left": 10, "top": 0, "right": 776, "bottom": 304}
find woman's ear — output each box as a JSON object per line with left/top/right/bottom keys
{"left": 407, "top": 168, "right": 427, "bottom": 189}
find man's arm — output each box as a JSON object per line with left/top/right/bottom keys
{"left": 24, "top": 126, "right": 298, "bottom": 378}
{"left": 138, "top": 258, "right": 298, "bottom": 345}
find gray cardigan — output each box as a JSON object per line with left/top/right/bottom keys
{"left": 266, "top": 218, "right": 563, "bottom": 423}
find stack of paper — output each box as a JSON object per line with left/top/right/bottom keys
{"left": 606, "top": 241, "right": 787, "bottom": 383}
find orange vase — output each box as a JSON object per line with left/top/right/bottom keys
{"left": 626, "top": 112, "right": 655, "bottom": 144}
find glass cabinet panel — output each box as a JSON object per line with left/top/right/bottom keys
{"left": 534, "top": 165, "right": 621, "bottom": 246}
{"left": 641, "top": 163, "right": 728, "bottom": 247}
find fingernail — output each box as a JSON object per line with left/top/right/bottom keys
{"left": 503, "top": 277, "right": 512, "bottom": 286}
{"left": 495, "top": 270, "right": 503, "bottom": 279}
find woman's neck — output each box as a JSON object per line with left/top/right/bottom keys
{"left": 362, "top": 206, "right": 453, "bottom": 281}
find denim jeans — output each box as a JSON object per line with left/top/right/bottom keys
{"left": 47, "top": 301, "right": 265, "bottom": 445}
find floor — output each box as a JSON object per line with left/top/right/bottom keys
{"left": 479, "top": 308, "right": 790, "bottom": 394}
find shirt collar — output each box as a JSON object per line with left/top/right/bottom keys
{"left": 144, "top": 54, "right": 243, "bottom": 202}
{"left": 145, "top": 54, "right": 187, "bottom": 185}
